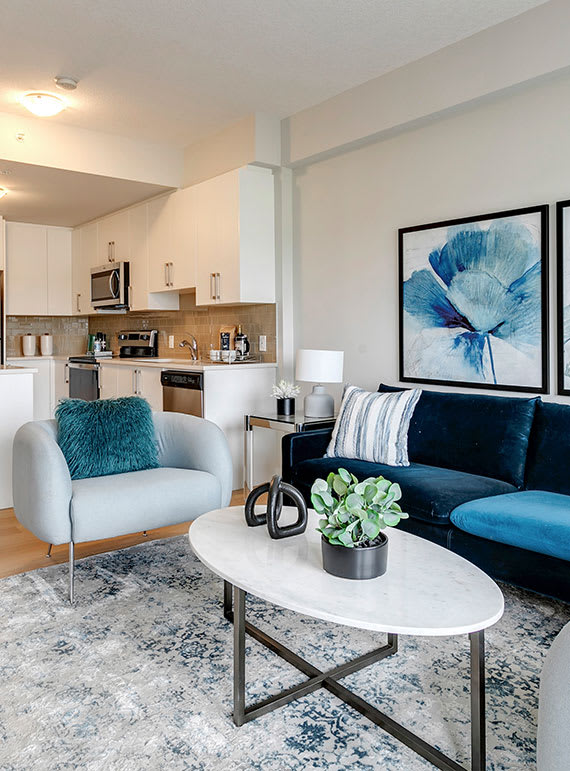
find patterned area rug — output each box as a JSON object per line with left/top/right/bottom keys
{"left": 1, "top": 536, "right": 569, "bottom": 771}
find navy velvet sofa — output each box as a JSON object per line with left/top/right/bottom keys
{"left": 282, "top": 386, "right": 570, "bottom": 602}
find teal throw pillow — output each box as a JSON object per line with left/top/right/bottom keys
{"left": 55, "top": 396, "right": 160, "bottom": 480}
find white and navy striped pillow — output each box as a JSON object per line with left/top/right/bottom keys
{"left": 326, "top": 386, "right": 421, "bottom": 466}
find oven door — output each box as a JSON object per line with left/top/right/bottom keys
{"left": 90, "top": 263, "right": 128, "bottom": 308}
{"left": 68, "top": 362, "right": 100, "bottom": 401}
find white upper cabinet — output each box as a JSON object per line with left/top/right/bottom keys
{"left": 98, "top": 210, "right": 130, "bottom": 265}
{"left": 129, "top": 203, "right": 179, "bottom": 311}
{"left": 195, "top": 166, "right": 275, "bottom": 306}
{"left": 47, "top": 227, "right": 72, "bottom": 315}
{"left": 73, "top": 222, "right": 98, "bottom": 315}
{"left": 147, "top": 195, "right": 176, "bottom": 293}
{"left": 147, "top": 190, "right": 196, "bottom": 294}
{"left": 170, "top": 186, "right": 197, "bottom": 291}
{"left": 7, "top": 223, "right": 72, "bottom": 316}
{"left": 7, "top": 223, "right": 48, "bottom": 315}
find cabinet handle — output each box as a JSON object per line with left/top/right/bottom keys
{"left": 64, "top": 363, "right": 69, "bottom": 384}
{"left": 132, "top": 369, "right": 137, "bottom": 394}
{"left": 210, "top": 273, "right": 215, "bottom": 300}
{"left": 108, "top": 242, "right": 111, "bottom": 262}
{"left": 169, "top": 262, "right": 174, "bottom": 287}
{"left": 164, "top": 262, "right": 169, "bottom": 287}
{"left": 137, "top": 369, "right": 142, "bottom": 395}
{"left": 215, "top": 272, "right": 221, "bottom": 300}
{"left": 111, "top": 241, "right": 115, "bottom": 262}
{"left": 76, "top": 293, "right": 81, "bottom": 312}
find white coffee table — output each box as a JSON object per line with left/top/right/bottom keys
{"left": 189, "top": 506, "right": 504, "bottom": 771}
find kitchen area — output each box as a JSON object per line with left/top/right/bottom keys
{"left": 0, "top": 162, "right": 280, "bottom": 506}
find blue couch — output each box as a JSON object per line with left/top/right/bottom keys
{"left": 282, "top": 386, "right": 570, "bottom": 602}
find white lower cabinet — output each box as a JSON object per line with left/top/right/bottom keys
{"left": 7, "top": 357, "right": 69, "bottom": 419}
{"left": 100, "top": 364, "right": 163, "bottom": 412}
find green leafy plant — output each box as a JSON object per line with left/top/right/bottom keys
{"left": 311, "top": 468, "right": 408, "bottom": 548}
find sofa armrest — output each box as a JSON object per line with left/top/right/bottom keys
{"left": 12, "top": 420, "right": 73, "bottom": 545}
{"left": 153, "top": 412, "right": 233, "bottom": 506}
{"left": 282, "top": 428, "right": 333, "bottom": 482}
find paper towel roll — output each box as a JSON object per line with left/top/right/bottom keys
{"left": 40, "top": 334, "right": 53, "bottom": 356}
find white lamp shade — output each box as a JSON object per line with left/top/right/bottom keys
{"left": 295, "top": 349, "right": 344, "bottom": 383}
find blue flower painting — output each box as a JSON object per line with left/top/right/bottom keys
{"left": 400, "top": 208, "right": 547, "bottom": 391}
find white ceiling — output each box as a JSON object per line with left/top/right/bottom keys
{"left": 0, "top": 0, "right": 547, "bottom": 148}
{"left": 0, "top": 160, "right": 171, "bottom": 227}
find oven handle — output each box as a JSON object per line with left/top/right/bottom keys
{"left": 68, "top": 362, "right": 101, "bottom": 371}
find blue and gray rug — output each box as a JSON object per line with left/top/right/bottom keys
{"left": 1, "top": 536, "right": 568, "bottom": 770}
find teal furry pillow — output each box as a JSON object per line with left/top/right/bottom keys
{"left": 55, "top": 397, "right": 159, "bottom": 480}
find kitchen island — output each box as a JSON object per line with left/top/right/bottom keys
{"left": 0, "top": 366, "right": 37, "bottom": 508}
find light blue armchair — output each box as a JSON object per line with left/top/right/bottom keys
{"left": 12, "top": 411, "right": 233, "bottom": 602}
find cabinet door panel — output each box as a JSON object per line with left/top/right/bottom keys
{"left": 77, "top": 223, "right": 98, "bottom": 314}
{"left": 139, "top": 367, "right": 163, "bottom": 411}
{"left": 47, "top": 228, "right": 72, "bottom": 315}
{"left": 147, "top": 196, "right": 174, "bottom": 292}
{"left": 128, "top": 205, "right": 148, "bottom": 311}
{"left": 170, "top": 187, "right": 196, "bottom": 290}
{"left": 6, "top": 223, "right": 47, "bottom": 315}
{"left": 115, "top": 366, "right": 136, "bottom": 398}
{"left": 98, "top": 210, "right": 130, "bottom": 265}
{"left": 53, "top": 360, "right": 69, "bottom": 411}
{"left": 99, "top": 365, "right": 118, "bottom": 400}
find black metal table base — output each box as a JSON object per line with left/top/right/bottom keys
{"left": 223, "top": 581, "right": 486, "bottom": 771}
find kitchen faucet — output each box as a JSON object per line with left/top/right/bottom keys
{"left": 179, "top": 336, "right": 199, "bottom": 361}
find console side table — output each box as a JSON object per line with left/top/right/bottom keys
{"left": 243, "top": 411, "right": 336, "bottom": 492}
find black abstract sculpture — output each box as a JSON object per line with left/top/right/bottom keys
{"left": 245, "top": 475, "right": 308, "bottom": 539}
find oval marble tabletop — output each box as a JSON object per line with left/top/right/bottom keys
{"left": 189, "top": 506, "right": 504, "bottom": 637}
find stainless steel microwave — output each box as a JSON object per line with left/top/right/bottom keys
{"left": 90, "top": 262, "right": 130, "bottom": 309}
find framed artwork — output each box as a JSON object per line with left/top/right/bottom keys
{"left": 557, "top": 200, "right": 570, "bottom": 395}
{"left": 399, "top": 205, "right": 549, "bottom": 393}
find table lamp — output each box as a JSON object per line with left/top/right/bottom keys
{"left": 295, "top": 349, "right": 344, "bottom": 418}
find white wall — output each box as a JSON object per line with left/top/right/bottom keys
{"left": 285, "top": 0, "right": 570, "bottom": 165}
{"left": 292, "top": 71, "right": 570, "bottom": 405}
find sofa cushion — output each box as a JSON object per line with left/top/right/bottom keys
{"left": 451, "top": 491, "right": 570, "bottom": 561}
{"left": 56, "top": 396, "right": 159, "bottom": 480}
{"left": 291, "top": 457, "right": 516, "bottom": 525}
{"left": 525, "top": 402, "right": 570, "bottom": 494}
{"left": 379, "top": 385, "right": 537, "bottom": 487}
{"left": 71, "top": 467, "right": 221, "bottom": 542}
{"left": 326, "top": 386, "right": 421, "bottom": 465}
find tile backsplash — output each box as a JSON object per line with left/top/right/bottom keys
{"left": 6, "top": 316, "right": 89, "bottom": 356}
{"left": 89, "top": 296, "right": 277, "bottom": 361}
{"left": 7, "top": 297, "right": 277, "bottom": 362}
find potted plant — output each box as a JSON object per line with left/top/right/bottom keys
{"left": 271, "top": 380, "right": 301, "bottom": 416}
{"left": 311, "top": 468, "right": 408, "bottom": 579}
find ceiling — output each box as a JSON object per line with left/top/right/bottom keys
{"left": 0, "top": 160, "right": 171, "bottom": 227}
{"left": 0, "top": 0, "right": 547, "bottom": 148}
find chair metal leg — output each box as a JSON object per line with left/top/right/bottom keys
{"left": 69, "top": 542, "right": 75, "bottom": 604}
{"left": 46, "top": 544, "right": 53, "bottom": 558}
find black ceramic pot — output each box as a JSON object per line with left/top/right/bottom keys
{"left": 321, "top": 533, "right": 388, "bottom": 579}
{"left": 277, "top": 397, "right": 295, "bottom": 416}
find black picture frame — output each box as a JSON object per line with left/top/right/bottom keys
{"left": 398, "top": 204, "right": 549, "bottom": 394}
{"left": 557, "top": 200, "right": 570, "bottom": 395}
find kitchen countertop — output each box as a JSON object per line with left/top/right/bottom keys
{"left": 7, "top": 355, "right": 276, "bottom": 372}
{"left": 8, "top": 355, "right": 71, "bottom": 362}
{"left": 0, "top": 365, "right": 39, "bottom": 375}
{"left": 94, "top": 357, "right": 277, "bottom": 372}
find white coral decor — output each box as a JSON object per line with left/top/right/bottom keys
{"left": 271, "top": 380, "right": 301, "bottom": 399}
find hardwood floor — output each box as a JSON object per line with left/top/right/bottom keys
{"left": 0, "top": 489, "right": 246, "bottom": 579}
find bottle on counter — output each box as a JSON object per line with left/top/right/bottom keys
{"left": 234, "top": 325, "right": 250, "bottom": 360}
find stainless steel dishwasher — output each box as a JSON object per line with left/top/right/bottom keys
{"left": 161, "top": 370, "right": 204, "bottom": 416}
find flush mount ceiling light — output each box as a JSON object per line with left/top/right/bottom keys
{"left": 20, "top": 91, "right": 66, "bottom": 117}
{"left": 0, "top": 188, "right": 7, "bottom": 199}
